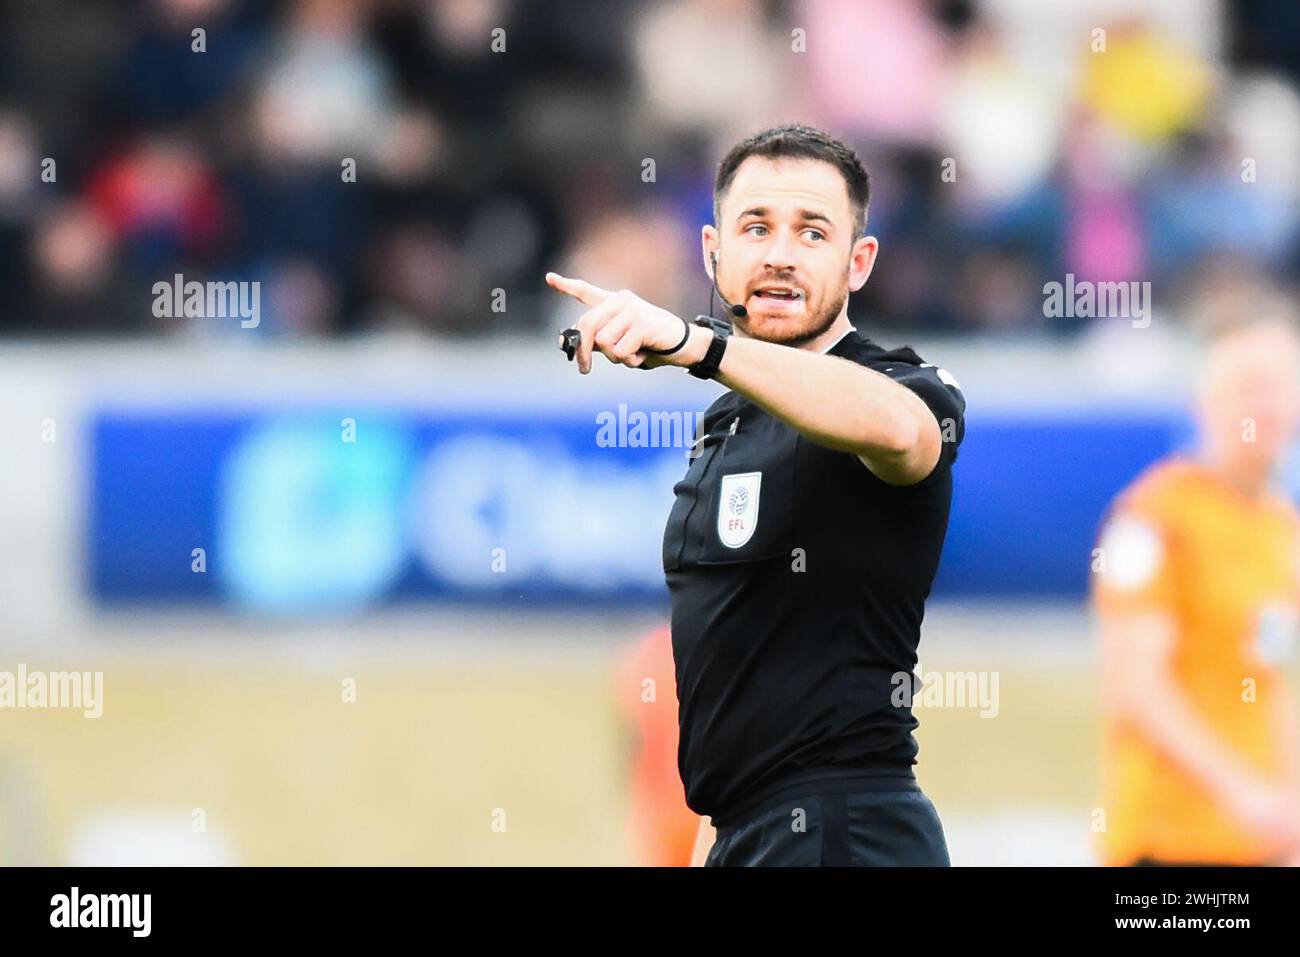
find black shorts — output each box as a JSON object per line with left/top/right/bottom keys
{"left": 704, "top": 781, "right": 951, "bottom": 867}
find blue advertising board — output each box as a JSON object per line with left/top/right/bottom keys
{"left": 87, "top": 404, "right": 1203, "bottom": 611}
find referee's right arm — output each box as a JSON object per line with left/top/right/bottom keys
{"left": 690, "top": 817, "right": 715, "bottom": 866}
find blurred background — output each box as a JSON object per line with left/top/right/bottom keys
{"left": 0, "top": 0, "right": 1298, "bottom": 865}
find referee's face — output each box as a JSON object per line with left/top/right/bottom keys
{"left": 705, "top": 156, "right": 878, "bottom": 347}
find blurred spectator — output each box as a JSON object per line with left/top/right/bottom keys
{"left": 939, "top": 19, "right": 1064, "bottom": 207}
{"left": 1080, "top": 19, "right": 1215, "bottom": 144}
{"left": 85, "top": 133, "right": 230, "bottom": 268}
{"left": 551, "top": 203, "right": 695, "bottom": 325}
{"left": 631, "top": 0, "right": 791, "bottom": 146}
{"left": 110, "top": 0, "right": 259, "bottom": 129}
{"left": 21, "top": 201, "right": 145, "bottom": 335}
{"left": 800, "top": 0, "right": 949, "bottom": 144}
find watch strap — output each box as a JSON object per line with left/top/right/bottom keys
{"left": 688, "top": 317, "right": 729, "bottom": 380}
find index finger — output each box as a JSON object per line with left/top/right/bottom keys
{"left": 545, "top": 272, "right": 612, "bottom": 307}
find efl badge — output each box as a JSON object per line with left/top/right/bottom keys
{"left": 718, "top": 472, "right": 761, "bottom": 548}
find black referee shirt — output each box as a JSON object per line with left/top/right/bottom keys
{"left": 662, "top": 328, "right": 966, "bottom": 827}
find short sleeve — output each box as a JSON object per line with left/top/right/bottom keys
{"left": 1092, "top": 509, "right": 1178, "bottom": 615}
{"left": 887, "top": 362, "right": 966, "bottom": 472}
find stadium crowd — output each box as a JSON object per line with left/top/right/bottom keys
{"left": 0, "top": 0, "right": 1297, "bottom": 339}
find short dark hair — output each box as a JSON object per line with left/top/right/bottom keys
{"left": 713, "top": 124, "right": 870, "bottom": 241}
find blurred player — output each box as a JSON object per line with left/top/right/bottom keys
{"left": 615, "top": 625, "right": 701, "bottom": 866}
{"left": 1093, "top": 301, "right": 1300, "bottom": 865}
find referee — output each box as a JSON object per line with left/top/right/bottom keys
{"left": 546, "top": 124, "right": 965, "bottom": 866}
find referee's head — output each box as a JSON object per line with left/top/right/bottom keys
{"left": 705, "top": 124, "right": 879, "bottom": 348}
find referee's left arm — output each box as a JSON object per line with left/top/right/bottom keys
{"left": 698, "top": 333, "right": 943, "bottom": 486}
{"left": 546, "top": 271, "right": 944, "bottom": 485}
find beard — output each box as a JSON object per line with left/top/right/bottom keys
{"left": 733, "top": 282, "right": 849, "bottom": 348}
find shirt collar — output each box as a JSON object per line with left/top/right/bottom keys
{"left": 819, "top": 325, "right": 857, "bottom": 355}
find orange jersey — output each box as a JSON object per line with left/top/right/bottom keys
{"left": 1092, "top": 456, "right": 1300, "bottom": 865}
{"left": 615, "top": 626, "right": 699, "bottom": 866}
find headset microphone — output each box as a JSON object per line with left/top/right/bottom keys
{"left": 710, "top": 253, "right": 747, "bottom": 321}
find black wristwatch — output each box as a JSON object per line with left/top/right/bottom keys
{"left": 687, "top": 316, "right": 730, "bottom": 380}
